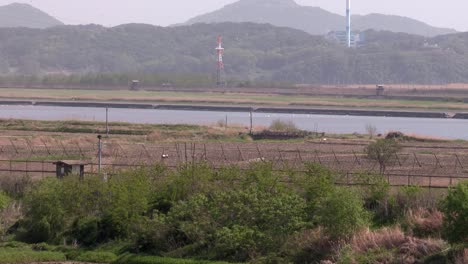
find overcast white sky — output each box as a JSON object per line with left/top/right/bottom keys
{"left": 1, "top": 0, "right": 466, "bottom": 31}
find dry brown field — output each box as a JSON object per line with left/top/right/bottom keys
{"left": 0, "top": 127, "right": 467, "bottom": 188}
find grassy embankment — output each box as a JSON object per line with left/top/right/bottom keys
{"left": 0, "top": 243, "right": 233, "bottom": 264}
{"left": 1, "top": 88, "right": 468, "bottom": 111}
{"left": 0, "top": 119, "right": 253, "bottom": 142}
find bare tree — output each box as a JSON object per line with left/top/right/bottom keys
{"left": 365, "top": 124, "right": 378, "bottom": 139}
{"left": 365, "top": 139, "right": 401, "bottom": 175}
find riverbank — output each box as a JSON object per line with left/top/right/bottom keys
{"left": 0, "top": 99, "right": 463, "bottom": 119}
{"left": 2, "top": 87, "right": 468, "bottom": 113}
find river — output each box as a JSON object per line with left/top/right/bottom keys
{"left": 0, "top": 105, "right": 466, "bottom": 139}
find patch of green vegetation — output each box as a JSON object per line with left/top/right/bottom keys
{"left": 114, "top": 254, "right": 237, "bottom": 264}
{"left": 73, "top": 251, "right": 118, "bottom": 263}
{"left": 0, "top": 152, "right": 463, "bottom": 263}
{"left": 0, "top": 248, "right": 66, "bottom": 264}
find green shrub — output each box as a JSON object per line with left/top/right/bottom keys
{"left": 70, "top": 216, "right": 100, "bottom": 246}
{"left": 132, "top": 216, "right": 174, "bottom": 254}
{"left": 315, "top": 187, "right": 370, "bottom": 239}
{"left": 167, "top": 187, "right": 307, "bottom": 261}
{"left": 18, "top": 178, "right": 67, "bottom": 243}
{"left": 269, "top": 119, "right": 299, "bottom": 132}
{"left": 440, "top": 181, "right": 468, "bottom": 244}
{"left": 19, "top": 172, "right": 152, "bottom": 244}
{"left": 303, "top": 163, "right": 337, "bottom": 218}
{"left": 0, "top": 191, "right": 9, "bottom": 210}
{"left": 355, "top": 172, "right": 392, "bottom": 224}
{"left": 74, "top": 251, "right": 118, "bottom": 263}
{"left": 213, "top": 225, "right": 259, "bottom": 261}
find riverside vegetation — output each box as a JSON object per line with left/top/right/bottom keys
{"left": 0, "top": 158, "right": 466, "bottom": 264}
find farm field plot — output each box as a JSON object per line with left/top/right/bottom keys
{"left": 0, "top": 134, "right": 467, "bottom": 188}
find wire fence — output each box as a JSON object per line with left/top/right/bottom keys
{"left": 0, "top": 139, "right": 467, "bottom": 188}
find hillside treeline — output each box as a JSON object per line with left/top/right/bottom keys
{"left": 0, "top": 23, "right": 467, "bottom": 85}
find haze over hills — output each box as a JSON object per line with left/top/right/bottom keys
{"left": 0, "top": 22, "right": 467, "bottom": 85}
{"left": 0, "top": 3, "right": 63, "bottom": 29}
{"left": 183, "top": 0, "right": 456, "bottom": 37}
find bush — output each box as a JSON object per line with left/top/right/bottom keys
{"left": 132, "top": 216, "right": 174, "bottom": 254}
{"left": 355, "top": 172, "right": 392, "bottom": 224}
{"left": 269, "top": 119, "right": 299, "bottom": 132}
{"left": 167, "top": 187, "right": 307, "bottom": 261}
{"left": 303, "top": 163, "right": 337, "bottom": 218}
{"left": 440, "top": 181, "right": 468, "bottom": 244}
{"left": 315, "top": 187, "right": 370, "bottom": 239}
{"left": 19, "top": 172, "right": 152, "bottom": 244}
{"left": 74, "top": 251, "right": 118, "bottom": 263}
{"left": 0, "top": 192, "right": 9, "bottom": 210}
{"left": 70, "top": 216, "right": 100, "bottom": 246}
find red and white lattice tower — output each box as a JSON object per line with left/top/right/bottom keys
{"left": 215, "top": 35, "right": 224, "bottom": 86}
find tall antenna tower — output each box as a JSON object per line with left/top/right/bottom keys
{"left": 346, "top": 0, "right": 351, "bottom": 48}
{"left": 215, "top": 35, "right": 225, "bottom": 86}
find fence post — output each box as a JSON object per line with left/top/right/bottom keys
{"left": 98, "top": 135, "right": 102, "bottom": 173}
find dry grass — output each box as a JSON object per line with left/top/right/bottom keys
{"left": 349, "top": 227, "right": 446, "bottom": 262}
{"left": 404, "top": 208, "right": 444, "bottom": 237}
{"left": 0, "top": 201, "right": 22, "bottom": 236}
{"left": 454, "top": 248, "right": 468, "bottom": 264}
{"left": 350, "top": 227, "right": 406, "bottom": 253}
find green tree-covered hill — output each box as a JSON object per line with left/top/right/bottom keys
{"left": 0, "top": 3, "right": 63, "bottom": 29}
{"left": 0, "top": 22, "right": 467, "bottom": 84}
{"left": 183, "top": 0, "right": 455, "bottom": 37}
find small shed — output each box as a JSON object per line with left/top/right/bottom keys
{"left": 130, "top": 80, "right": 140, "bottom": 90}
{"left": 376, "top": 85, "right": 385, "bottom": 96}
{"left": 53, "top": 160, "right": 88, "bottom": 179}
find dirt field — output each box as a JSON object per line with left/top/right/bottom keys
{"left": 0, "top": 123, "right": 467, "bottom": 188}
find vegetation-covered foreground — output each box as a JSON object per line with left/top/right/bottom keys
{"left": 0, "top": 161, "right": 466, "bottom": 263}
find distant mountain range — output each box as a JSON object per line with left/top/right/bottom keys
{"left": 183, "top": 0, "right": 456, "bottom": 37}
{"left": 0, "top": 3, "right": 63, "bottom": 29}
{"left": 0, "top": 23, "right": 467, "bottom": 85}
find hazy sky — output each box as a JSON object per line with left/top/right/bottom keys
{"left": 1, "top": 0, "right": 466, "bottom": 31}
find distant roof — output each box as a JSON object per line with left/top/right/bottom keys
{"left": 53, "top": 160, "right": 89, "bottom": 165}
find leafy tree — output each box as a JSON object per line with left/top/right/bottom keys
{"left": 167, "top": 187, "right": 307, "bottom": 261}
{"left": 365, "top": 139, "right": 401, "bottom": 174}
{"left": 440, "top": 181, "right": 468, "bottom": 244}
{"left": 315, "top": 187, "right": 370, "bottom": 239}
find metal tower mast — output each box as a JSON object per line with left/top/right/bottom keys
{"left": 346, "top": 0, "right": 351, "bottom": 48}
{"left": 215, "top": 35, "right": 225, "bottom": 86}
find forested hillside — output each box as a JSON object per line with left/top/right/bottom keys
{"left": 184, "top": 0, "right": 455, "bottom": 37}
{"left": 0, "top": 22, "right": 467, "bottom": 85}
{"left": 0, "top": 3, "right": 63, "bottom": 29}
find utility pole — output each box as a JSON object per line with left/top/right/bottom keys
{"left": 249, "top": 109, "right": 253, "bottom": 135}
{"left": 105, "top": 107, "right": 109, "bottom": 136}
{"left": 97, "top": 135, "right": 102, "bottom": 173}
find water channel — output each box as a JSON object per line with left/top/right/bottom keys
{"left": 0, "top": 105, "right": 466, "bottom": 139}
